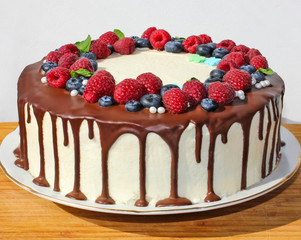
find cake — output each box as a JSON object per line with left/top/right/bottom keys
{"left": 14, "top": 28, "right": 284, "bottom": 207}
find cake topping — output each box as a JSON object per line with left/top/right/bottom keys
{"left": 99, "top": 31, "right": 120, "bottom": 45}
{"left": 98, "top": 96, "right": 115, "bottom": 107}
{"left": 149, "top": 29, "right": 172, "bottom": 50}
{"left": 245, "top": 48, "right": 262, "bottom": 63}
{"left": 113, "top": 37, "right": 136, "bottom": 55}
{"left": 46, "top": 67, "right": 71, "bottom": 88}
{"left": 182, "top": 78, "right": 206, "bottom": 106}
{"left": 224, "top": 52, "right": 246, "bottom": 68}
{"left": 57, "top": 44, "right": 79, "bottom": 55}
{"left": 46, "top": 51, "right": 62, "bottom": 63}
{"left": 58, "top": 53, "right": 79, "bottom": 69}
{"left": 207, "top": 81, "right": 235, "bottom": 105}
{"left": 230, "top": 44, "right": 250, "bottom": 55}
{"left": 162, "top": 88, "right": 188, "bottom": 114}
{"left": 69, "top": 58, "right": 94, "bottom": 73}
{"left": 223, "top": 69, "right": 252, "bottom": 91}
{"left": 183, "top": 35, "right": 202, "bottom": 53}
{"left": 140, "top": 94, "right": 162, "bottom": 108}
{"left": 125, "top": 100, "right": 143, "bottom": 112}
{"left": 200, "top": 98, "right": 218, "bottom": 112}
{"left": 164, "top": 41, "right": 183, "bottom": 53}
{"left": 216, "top": 39, "right": 236, "bottom": 51}
{"left": 136, "top": 72, "right": 163, "bottom": 94}
{"left": 199, "top": 34, "right": 212, "bottom": 44}
{"left": 41, "top": 61, "right": 58, "bottom": 73}
{"left": 90, "top": 39, "right": 111, "bottom": 59}
{"left": 141, "top": 26, "right": 157, "bottom": 40}
{"left": 212, "top": 48, "right": 229, "bottom": 59}
{"left": 65, "top": 77, "right": 82, "bottom": 92}
{"left": 250, "top": 55, "right": 269, "bottom": 70}
{"left": 114, "top": 78, "right": 146, "bottom": 104}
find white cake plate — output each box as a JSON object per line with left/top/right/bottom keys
{"left": 0, "top": 127, "right": 300, "bottom": 215}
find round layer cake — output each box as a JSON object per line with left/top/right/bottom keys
{"left": 15, "top": 29, "right": 284, "bottom": 207}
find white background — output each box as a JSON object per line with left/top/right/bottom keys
{"left": 0, "top": 0, "right": 300, "bottom": 123}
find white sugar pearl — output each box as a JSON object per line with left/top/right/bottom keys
{"left": 264, "top": 80, "right": 271, "bottom": 86}
{"left": 70, "top": 90, "right": 78, "bottom": 96}
{"left": 82, "top": 79, "right": 88, "bottom": 85}
{"left": 43, "top": 59, "right": 46, "bottom": 63}
{"left": 255, "top": 83, "right": 262, "bottom": 89}
{"left": 157, "top": 107, "right": 165, "bottom": 114}
{"left": 41, "top": 76, "right": 47, "bottom": 83}
{"left": 251, "top": 77, "right": 257, "bottom": 85}
{"left": 41, "top": 70, "right": 46, "bottom": 75}
{"left": 239, "top": 94, "right": 246, "bottom": 100}
{"left": 260, "top": 81, "right": 267, "bottom": 87}
{"left": 149, "top": 106, "right": 157, "bottom": 114}
{"left": 237, "top": 90, "right": 244, "bottom": 96}
{"left": 235, "top": 91, "right": 239, "bottom": 97}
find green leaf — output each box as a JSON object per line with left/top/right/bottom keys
{"left": 74, "top": 35, "right": 92, "bottom": 54}
{"left": 174, "top": 36, "right": 186, "bottom": 40}
{"left": 256, "top": 68, "right": 274, "bottom": 75}
{"left": 70, "top": 69, "right": 94, "bottom": 78}
{"left": 114, "top": 29, "right": 124, "bottom": 39}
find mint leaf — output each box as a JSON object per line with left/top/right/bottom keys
{"left": 256, "top": 68, "right": 274, "bottom": 75}
{"left": 175, "top": 36, "right": 186, "bottom": 40}
{"left": 74, "top": 35, "right": 92, "bottom": 54}
{"left": 70, "top": 69, "right": 94, "bottom": 78}
{"left": 114, "top": 29, "right": 124, "bottom": 39}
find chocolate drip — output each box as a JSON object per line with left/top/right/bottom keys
{"left": 276, "top": 94, "right": 283, "bottom": 160}
{"left": 268, "top": 99, "right": 278, "bottom": 175}
{"left": 62, "top": 118, "right": 69, "bottom": 146}
{"left": 26, "top": 103, "right": 31, "bottom": 124}
{"left": 87, "top": 119, "right": 94, "bottom": 140}
{"left": 221, "top": 133, "right": 228, "bottom": 144}
{"left": 261, "top": 104, "right": 272, "bottom": 178}
{"left": 195, "top": 124, "right": 203, "bottom": 163}
{"left": 50, "top": 115, "right": 60, "bottom": 192}
{"left": 13, "top": 146, "right": 21, "bottom": 158}
{"left": 258, "top": 108, "right": 264, "bottom": 140}
{"left": 32, "top": 108, "right": 49, "bottom": 187}
{"left": 281, "top": 141, "right": 286, "bottom": 147}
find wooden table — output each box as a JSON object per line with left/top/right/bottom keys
{"left": 0, "top": 122, "right": 300, "bottom": 240}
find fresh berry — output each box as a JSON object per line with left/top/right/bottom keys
{"left": 245, "top": 48, "right": 262, "bottom": 63}
{"left": 114, "top": 79, "right": 146, "bottom": 104}
{"left": 136, "top": 38, "right": 152, "bottom": 48}
{"left": 252, "top": 72, "right": 265, "bottom": 81}
{"left": 80, "top": 52, "right": 97, "bottom": 60}
{"left": 98, "top": 96, "right": 115, "bottom": 107}
{"left": 212, "top": 48, "right": 229, "bottom": 58}
{"left": 204, "top": 77, "right": 222, "bottom": 90}
{"left": 209, "top": 69, "right": 226, "bottom": 80}
{"left": 125, "top": 100, "right": 143, "bottom": 112}
{"left": 230, "top": 45, "right": 250, "bottom": 55}
{"left": 239, "top": 65, "right": 256, "bottom": 74}
{"left": 164, "top": 41, "right": 183, "bottom": 53}
{"left": 113, "top": 37, "right": 136, "bottom": 55}
{"left": 141, "top": 27, "right": 157, "bottom": 40}
{"left": 216, "top": 39, "right": 236, "bottom": 52}
{"left": 140, "top": 94, "right": 162, "bottom": 108}
{"left": 216, "top": 59, "right": 237, "bottom": 72}
{"left": 208, "top": 81, "right": 235, "bottom": 105}
{"left": 78, "top": 84, "right": 86, "bottom": 95}
{"left": 250, "top": 55, "right": 268, "bottom": 70}
{"left": 131, "top": 36, "right": 139, "bottom": 47}
{"left": 160, "top": 84, "right": 180, "bottom": 96}
{"left": 182, "top": 78, "right": 206, "bottom": 105}
{"left": 46, "top": 67, "right": 71, "bottom": 88}
{"left": 199, "top": 34, "right": 212, "bottom": 44}
{"left": 65, "top": 77, "right": 82, "bottom": 92}
{"left": 107, "top": 44, "right": 114, "bottom": 54}
{"left": 207, "top": 42, "right": 217, "bottom": 49}
{"left": 83, "top": 70, "right": 115, "bottom": 103}
{"left": 136, "top": 72, "right": 163, "bottom": 94}
{"left": 162, "top": 88, "right": 188, "bottom": 114}
{"left": 58, "top": 53, "right": 78, "bottom": 69}
{"left": 223, "top": 69, "right": 252, "bottom": 91}
{"left": 69, "top": 58, "right": 94, "bottom": 73}
{"left": 79, "top": 75, "right": 89, "bottom": 82}
{"left": 200, "top": 98, "right": 218, "bottom": 112}
{"left": 224, "top": 52, "right": 246, "bottom": 68}
{"left": 196, "top": 44, "right": 213, "bottom": 57}
{"left": 183, "top": 35, "right": 202, "bottom": 53}
{"left": 41, "top": 61, "right": 58, "bottom": 73}
{"left": 57, "top": 44, "right": 79, "bottom": 56}
{"left": 99, "top": 31, "right": 119, "bottom": 45}
{"left": 149, "top": 29, "right": 172, "bottom": 50}
{"left": 89, "top": 59, "right": 98, "bottom": 71}
{"left": 90, "top": 39, "right": 111, "bottom": 59}
{"left": 46, "top": 51, "right": 62, "bottom": 63}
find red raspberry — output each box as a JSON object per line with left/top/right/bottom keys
{"left": 46, "top": 67, "right": 71, "bottom": 88}
{"left": 46, "top": 51, "right": 62, "bottom": 63}
{"left": 114, "top": 79, "right": 146, "bottom": 104}
{"left": 69, "top": 58, "right": 94, "bottom": 73}
{"left": 113, "top": 37, "right": 135, "bottom": 55}
{"left": 230, "top": 44, "right": 250, "bottom": 55}
{"left": 199, "top": 34, "right": 212, "bottom": 44}
{"left": 216, "top": 39, "right": 236, "bottom": 52}
{"left": 224, "top": 52, "right": 246, "bottom": 68}
{"left": 83, "top": 70, "right": 115, "bottom": 103}
{"left": 162, "top": 88, "right": 188, "bottom": 114}
{"left": 57, "top": 44, "right": 79, "bottom": 56}
{"left": 58, "top": 53, "right": 78, "bottom": 69}
{"left": 183, "top": 35, "right": 202, "bottom": 53}
{"left": 182, "top": 78, "right": 207, "bottom": 106}
{"left": 141, "top": 27, "right": 157, "bottom": 40}
{"left": 136, "top": 72, "right": 163, "bottom": 94}
{"left": 245, "top": 48, "right": 262, "bottom": 63}
{"left": 250, "top": 55, "right": 269, "bottom": 70}
{"left": 216, "top": 59, "right": 237, "bottom": 72}
{"left": 90, "top": 39, "right": 111, "bottom": 59}
{"left": 223, "top": 69, "right": 252, "bottom": 91}
{"left": 208, "top": 82, "right": 235, "bottom": 105}
{"left": 99, "top": 31, "right": 120, "bottom": 45}
{"left": 149, "top": 29, "right": 172, "bottom": 50}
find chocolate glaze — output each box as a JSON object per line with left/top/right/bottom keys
{"left": 16, "top": 60, "right": 284, "bottom": 207}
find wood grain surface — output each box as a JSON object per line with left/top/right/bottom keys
{"left": 0, "top": 122, "right": 300, "bottom": 240}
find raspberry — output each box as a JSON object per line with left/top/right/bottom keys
{"left": 216, "top": 59, "right": 237, "bottom": 72}
{"left": 183, "top": 35, "right": 202, "bottom": 53}
{"left": 46, "top": 51, "right": 62, "bottom": 63}
{"left": 114, "top": 79, "right": 146, "bottom": 104}
{"left": 83, "top": 70, "right": 115, "bottom": 103}
{"left": 46, "top": 67, "right": 71, "bottom": 88}
{"left": 136, "top": 72, "right": 162, "bottom": 94}
{"left": 69, "top": 58, "right": 94, "bottom": 73}
{"left": 113, "top": 37, "right": 135, "bottom": 55}
{"left": 162, "top": 88, "right": 188, "bottom": 114}
{"left": 141, "top": 27, "right": 157, "bottom": 40}
{"left": 230, "top": 44, "right": 250, "bottom": 57}
{"left": 57, "top": 44, "right": 79, "bottom": 56}
{"left": 250, "top": 55, "right": 269, "bottom": 70}
{"left": 216, "top": 39, "right": 236, "bottom": 52}
{"left": 182, "top": 78, "right": 207, "bottom": 106}
{"left": 208, "top": 82, "right": 235, "bottom": 105}
{"left": 223, "top": 69, "right": 252, "bottom": 91}
{"left": 58, "top": 53, "right": 78, "bottom": 69}
{"left": 245, "top": 48, "right": 262, "bottom": 63}
{"left": 90, "top": 39, "right": 111, "bottom": 59}
{"left": 149, "top": 29, "right": 172, "bottom": 50}
{"left": 199, "top": 34, "right": 212, "bottom": 44}
{"left": 224, "top": 52, "right": 246, "bottom": 68}
{"left": 99, "top": 31, "right": 119, "bottom": 45}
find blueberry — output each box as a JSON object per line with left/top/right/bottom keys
{"left": 200, "top": 98, "right": 218, "bottom": 112}
{"left": 212, "top": 48, "right": 229, "bottom": 58}
{"left": 78, "top": 75, "right": 89, "bottom": 82}
{"left": 78, "top": 84, "right": 86, "bottom": 95}
{"left": 204, "top": 76, "right": 222, "bottom": 90}
{"left": 80, "top": 52, "right": 97, "bottom": 61}
{"left": 164, "top": 41, "right": 183, "bottom": 53}
{"left": 209, "top": 69, "right": 226, "bottom": 80}
{"left": 65, "top": 78, "right": 82, "bottom": 92}
{"left": 98, "top": 96, "right": 115, "bottom": 107}
{"left": 140, "top": 94, "right": 162, "bottom": 108}
{"left": 252, "top": 72, "right": 265, "bottom": 81}
{"left": 125, "top": 100, "right": 143, "bottom": 112}
{"left": 107, "top": 44, "right": 114, "bottom": 54}
{"left": 160, "top": 84, "right": 180, "bottom": 96}
{"left": 196, "top": 44, "right": 213, "bottom": 57}
{"left": 41, "top": 61, "right": 58, "bottom": 73}
{"left": 171, "top": 37, "right": 185, "bottom": 43}
{"left": 130, "top": 36, "right": 140, "bottom": 47}
{"left": 239, "top": 65, "right": 256, "bottom": 74}
{"left": 136, "top": 38, "right": 152, "bottom": 48}
{"left": 206, "top": 42, "right": 217, "bottom": 50}
{"left": 89, "top": 59, "right": 98, "bottom": 71}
